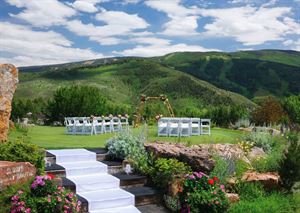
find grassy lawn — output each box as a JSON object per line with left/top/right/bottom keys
{"left": 8, "top": 125, "right": 247, "bottom": 149}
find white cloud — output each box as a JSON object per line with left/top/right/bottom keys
{"left": 145, "top": 0, "right": 200, "bottom": 36}
{"left": 65, "top": 10, "right": 149, "bottom": 45}
{"left": 113, "top": 42, "right": 219, "bottom": 57}
{"left": 283, "top": 39, "right": 300, "bottom": 51}
{"left": 199, "top": 6, "right": 300, "bottom": 45}
{"left": 6, "top": 0, "right": 76, "bottom": 27}
{"left": 95, "top": 10, "right": 148, "bottom": 28}
{"left": 122, "top": 0, "right": 141, "bottom": 4}
{"left": 72, "top": 0, "right": 98, "bottom": 13}
{"left": 0, "top": 22, "right": 104, "bottom": 66}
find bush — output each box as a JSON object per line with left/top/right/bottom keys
{"left": 8, "top": 175, "right": 81, "bottom": 213}
{"left": 279, "top": 132, "right": 300, "bottom": 191}
{"left": 210, "top": 155, "right": 235, "bottom": 184}
{"left": 178, "top": 172, "right": 229, "bottom": 213}
{"left": 106, "top": 129, "right": 152, "bottom": 175}
{"left": 47, "top": 85, "right": 109, "bottom": 123}
{"left": 149, "top": 158, "right": 191, "bottom": 190}
{"left": 242, "top": 132, "right": 275, "bottom": 153}
{"left": 0, "top": 138, "right": 45, "bottom": 175}
{"left": 251, "top": 141, "right": 285, "bottom": 172}
{"left": 106, "top": 129, "right": 145, "bottom": 160}
{"left": 234, "top": 182, "right": 266, "bottom": 201}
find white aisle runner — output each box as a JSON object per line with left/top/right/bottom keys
{"left": 47, "top": 149, "right": 140, "bottom": 213}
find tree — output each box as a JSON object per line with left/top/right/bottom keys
{"left": 47, "top": 85, "right": 109, "bottom": 123}
{"left": 283, "top": 94, "right": 300, "bottom": 127}
{"left": 252, "top": 96, "right": 286, "bottom": 125}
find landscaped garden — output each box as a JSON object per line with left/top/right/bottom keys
{"left": 1, "top": 84, "right": 300, "bottom": 213}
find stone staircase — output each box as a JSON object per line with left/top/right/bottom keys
{"left": 45, "top": 148, "right": 160, "bottom": 213}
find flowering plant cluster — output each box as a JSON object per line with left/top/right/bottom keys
{"left": 10, "top": 175, "right": 81, "bottom": 213}
{"left": 238, "top": 140, "right": 254, "bottom": 154}
{"left": 178, "top": 172, "right": 229, "bottom": 213}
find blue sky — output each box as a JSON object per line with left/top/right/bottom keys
{"left": 0, "top": 0, "right": 300, "bottom": 66}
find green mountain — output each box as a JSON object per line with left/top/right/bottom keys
{"left": 16, "top": 58, "right": 255, "bottom": 116}
{"left": 157, "top": 50, "right": 300, "bottom": 98}
{"left": 16, "top": 50, "right": 300, "bottom": 115}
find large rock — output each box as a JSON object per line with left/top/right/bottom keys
{"left": 145, "top": 142, "right": 215, "bottom": 172}
{"left": 241, "top": 171, "right": 280, "bottom": 190}
{"left": 0, "top": 161, "right": 36, "bottom": 191}
{"left": 0, "top": 64, "right": 18, "bottom": 142}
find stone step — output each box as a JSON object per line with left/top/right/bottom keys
{"left": 77, "top": 186, "right": 160, "bottom": 212}
{"left": 45, "top": 160, "right": 123, "bottom": 177}
{"left": 125, "top": 186, "right": 161, "bottom": 206}
{"left": 45, "top": 148, "right": 109, "bottom": 165}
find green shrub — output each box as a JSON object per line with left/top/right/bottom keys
{"left": 106, "top": 129, "right": 145, "bottom": 160}
{"left": 234, "top": 159, "right": 251, "bottom": 178}
{"left": 234, "top": 182, "right": 266, "bottom": 201}
{"left": 178, "top": 172, "right": 229, "bottom": 213}
{"left": 279, "top": 132, "right": 300, "bottom": 191}
{"left": 210, "top": 155, "right": 235, "bottom": 184}
{"left": 47, "top": 85, "right": 109, "bottom": 123}
{"left": 0, "top": 138, "right": 45, "bottom": 175}
{"left": 252, "top": 142, "right": 285, "bottom": 172}
{"left": 150, "top": 158, "right": 191, "bottom": 190}
{"left": 242, "top": 132, "right": 275, "bottom": 153}
{"left": 227, "top": 192, "right": 294, "bottom": 213}
{"left": 106, "top": 129, "right": 153, "bottom": 175}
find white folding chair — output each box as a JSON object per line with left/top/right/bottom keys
{"left": 83, "top": 117, "right": 93, "bottom": 135}
{"left": 158, "top": 117, "right": 169, "bottom": 136}
{"left": 180, "top": 118, "right": 191, "bottom": 137}
{"left": 64, "top": 117, "right": 75, "bottom": 134}
{"left": 120, "top": 116, "right": 129, "bottom": 131}
{"left": 191, "top": 118, "right": 201, "bottom": 136}
{"left": 111, "top": 117, "right": 121, "bottom": 132}
{"left": 168, "top": 118, "right": 180, "bottom": 137}
{"left": 74, "top": 117, "right": 85, "bottom": 135}
{"left": 201, "top": 119, "right": 211, "bottom": 135}
{"left": 103, "top": 117, "right": 112, "bottom": 133}
{"left": 92, "top": 117, "right": 104, "bottom": 134}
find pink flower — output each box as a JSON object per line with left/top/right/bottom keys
{"left": 25, "top": 208, "right": 31, "bottom": 213}
{"left": 47, "top": 197, "right": 51, "bottom": 203}
{"left": 57, "top": 196, "right": 62, "bottom": 202}
{"left": 220, "top": 184, "right": 225, "bottom": 189}
{"left": 213, "top": 191, "right": 217, "bottom": 195}
{"left": 188, "top": 175, "right": 195, "bottom": 179}
{"left": 215, "top": 201, "right": 220, "bottom": 205}
{"left": 11, "top": 195, "right": 19, "bottom": 201}
{"left": 18, "top": 190, "right": 24, "bottom": 195}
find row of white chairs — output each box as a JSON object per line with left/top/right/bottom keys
{"left": 64, "top": 117, "right": 129, "bottom": 135}
{"left": 158, "top": 117, "right": 211, "bottom": 137}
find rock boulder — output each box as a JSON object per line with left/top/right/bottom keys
{"left": 0, "top": 64, "right": 18, "bottom": 142}
{"left": 0, "top": 161, "right": 36, "bottom": 190}
{"left": 241, "top": 171, "right": 280, "bottom": 190}
{"left": 145, "top": 142, "right": 215, "bottom": 172}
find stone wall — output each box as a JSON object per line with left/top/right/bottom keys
{"left": 0, "top": 161, "right": 36, "bottom": 191}
{"left": 0, "top": 64, "right": 18, "bottom": 142}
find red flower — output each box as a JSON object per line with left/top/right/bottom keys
{"left": 213, "top": 176, "right": 219, "bottom": 181}
{"left": 47, "top": 173, "right": 55, "bottom": 180}
{"left": 208, "top": 179, "right": 214, "bottom": 185}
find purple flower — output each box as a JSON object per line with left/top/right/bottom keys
{"left": 193, "top": 172, "right": 203, "bottom": 179}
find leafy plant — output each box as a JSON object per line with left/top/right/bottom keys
{"left": 242, "top": 132, "right": 275, "bottom": 153}
{"left": 0, "top": 138, "right": 45, "bottom": 175}
{"left": 150, "top": 158, "right": 191, "bottom": 190}
{"left": 210, "top": 155, "right": 235, "bottom": 184}
{"left": 279, "top": 132, "right": 300, "bottom": 191}
{"left": 178, "top": 172, "right": 229, "bottom": 213}
{"left": 8, "top": 175, "right": 81, "bottom": 213}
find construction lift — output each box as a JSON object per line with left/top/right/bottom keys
{"left": 133, "top": 94, "right": 175, "bottom": 128}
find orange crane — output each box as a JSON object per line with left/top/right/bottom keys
{"left": 133, "top": 94, "right": 175, "bottom": 127}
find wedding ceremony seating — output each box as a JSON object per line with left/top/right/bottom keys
{"left": 64, "top": 116, "right": 129, "bottom": 135}
{"left": 157, "top": 117, "right": 211, "bottom": 137}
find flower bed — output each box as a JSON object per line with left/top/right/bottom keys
{"left": 9, "top": 175, "right": 81, "bottom": 213}
{"left": 178, "top": 172, "right": 229, "bottom": 213}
